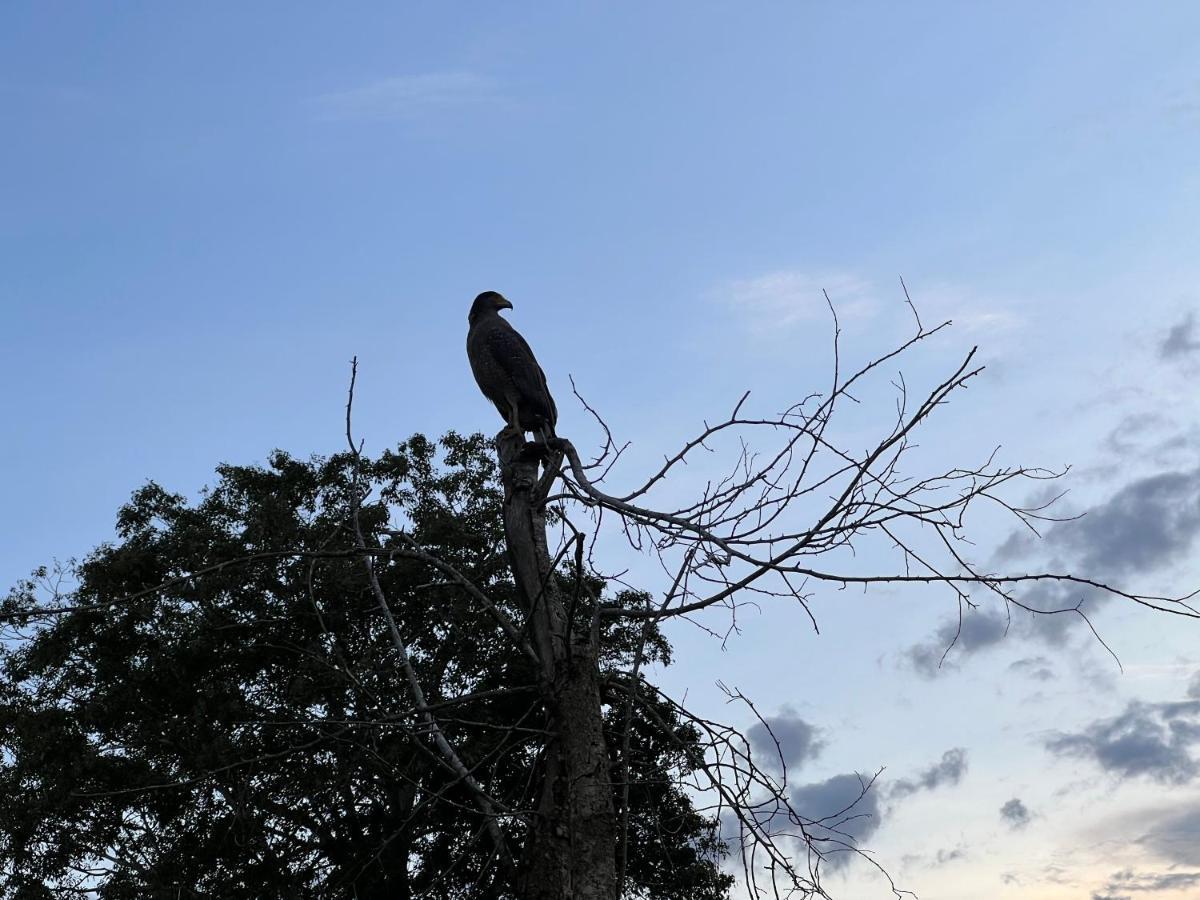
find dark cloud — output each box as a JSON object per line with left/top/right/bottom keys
{"left": 1138, "top": 804, "right": 1200, "bottom": 865}
{"left": 1160, "top": 312, "right": 1200, "bottom": 360}
{"left": 1149, "top": 428, "right": 1200, "bottom": 467}
{"left": 1091, "top": 894, "right": 1132, "bottom": 900}
{"left": 746, "top": 706, "right": 824, "bottom": 774}
{"left": 737, "top": 749, "right": 967, "bottom": 873}
{"left": 1100, "top": 414, "right": 1200, "bottom": 467}
{"left": 1188, "top": 672, "right": 1200, "bottom": 700}
{"left": 1017, "top": 580, "right": 1103, "bottom": 646}
{"left": 1009, "top": 656, "right": 1056, "bottom": 681}
{"left": 720, "top": 769, "right": 883, "bottom": 872}
{"left": 789, "top": 772, "right": 882, "bottom": 869}
{"left": 1101, "top": 867, "right": 1200, "bottom": 893}
{"left": 993, "top": 528, "right": 1037, "bottom": 562}
{"left": 1047, "top": 467, "right": 1200, "bottom": 577}
{"left": 890, "top": 748, "right": 968, "bottom": 800}
{"left": 934, "top": 845, "right": 966, "bottom": 864}
{"left": 905, "top": 465, "right": 1200, "bottom": 672}
{"left": 999, "top": 797, "right": 1032, "bottom": 829}
{"left": 904, "top": 588, "right": 1099, "bottom": 674}
{"left": 906, "top": 608, "right": 1009, "bottom": 676}
{"left": 1105, "top": 412, "right": 1170, "bottom": 456}
{"left": 1045, "top": 700, "right": 1200, "bottom": 784}
{"left": 905, "top": 585, "right": 1109, "bottom": 672}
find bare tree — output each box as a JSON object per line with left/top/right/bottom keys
{"left": 464, "top": 294, "right": 1197, "bottom": 898}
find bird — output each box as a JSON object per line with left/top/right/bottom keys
{"left": 466, "top": 291, "right": 558, "bottom": 442}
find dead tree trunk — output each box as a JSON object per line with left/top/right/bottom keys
{"left": 497, "top": 431, "right": 617, "bottom": 900}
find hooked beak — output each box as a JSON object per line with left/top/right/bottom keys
{"left": 496, "top": 297, "right": 514, "bottom": 311}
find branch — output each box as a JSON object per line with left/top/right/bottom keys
{"left": 343, "top": 357, "right": 525, "bottom": 869}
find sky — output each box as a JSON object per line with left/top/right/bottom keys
{"left": 3, "top": 3, "right": 1200, "bottom": 897}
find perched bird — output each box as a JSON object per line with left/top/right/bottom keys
{"left": 466, "top": 291, "right": 558, "bottom": 441}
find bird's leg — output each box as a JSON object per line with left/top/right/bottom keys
{"left": 503, "top": 403, "right": 524, "bottom": 439}
{"left": 502, "top": 403, "right": 550, "bottom": 468}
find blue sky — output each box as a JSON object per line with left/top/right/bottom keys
{"left": 4, "top": 4, "right": 1200, "bottom": 897}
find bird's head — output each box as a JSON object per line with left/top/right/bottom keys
{"left": 469, "top": 291, "right": 513, "bottom": 325}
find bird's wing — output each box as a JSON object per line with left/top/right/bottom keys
{"left": 485, "top": 322, "right": 557, "bottom": 424}
{"left": 513, "top": 329, "right": 555, "bottom": 423}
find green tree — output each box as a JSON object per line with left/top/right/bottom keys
{"left": 0, "top": 433, "right": 731, "bottom": 899}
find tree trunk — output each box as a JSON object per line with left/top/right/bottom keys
{"left": 497, "top": 432, "right": 618, "bottom": 900}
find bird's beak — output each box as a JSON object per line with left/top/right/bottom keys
{"left": 497, "top": 297, "right": 514, "bottom": 311}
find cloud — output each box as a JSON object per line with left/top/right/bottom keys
{"left": 1189, "top": 672, "right": 1200, "bottom": 700}
{"left": 905, "top": 607, "right": 1010, "bottom": 675}
{"left": 1044, "top": 699, "right": 1200, "bottom": 784}
{"left": 1009, "top": 656, "right": 1056, "bottom": 681}
{"left": 905, "top": 465, "right": 1200, "bottom": 671}
{"left": 768, "top": 748, "right": 968, "bottom": 872}
{"left": 312, "top": 71, "right": 499, "bottom": 120}
{"left": 746, "top": 706, "right": 824, "bottom": 775}
{"left": 944, "top": 309, "right": 1022, "bottom": 334}
{"left": 1018, "top": 580, "right": 1105, "bottom": 646}
{"left": 905, "top": 844, "right": 969, "bottom": 868}
{"left": 1099, "top": 868, "right": 1200, "bottom": 893}
{"left": 1138, "top": 803, "right": 1200, "bottom": 866}
{"left": 993, "top": 527, "right": 1039, "bottom": 562}
{"left": 935, "top": 845, "right": 967, "bottom": 864}
{"left": 1150, "top": 429, "right": 1200, "bottom": 468}
{"left": 1046, "top": 467, "right": 1200, "bottom": 578}
{"left": 1104, "top": 412, "right": 1171, "bottom": 457}
{"left": 727, "top": 770, "right": 884, "bottom": 872}
{"left": 720, "top": 271, "right": 876, "bottom": 336}
{"left": 904, "top": 585, "right": 1105, "bottom": 673}
{"left": 900, "top": 281, "right": 1024, "bottom": 336}
{"left": 1160, "top": 312, "right": 1200, "bottom": 360}
{"left": 1000, "top": 797, "right": 1032, "bottom": 829}
{"left": 790, "top": 772, "right": 883, "bottom": 869}
{"left": 889, "top": 748, "right": 968, "bottom": 800}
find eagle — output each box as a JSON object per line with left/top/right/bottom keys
{"left": 466, "top": 291, "right": 558, "bottom": 441}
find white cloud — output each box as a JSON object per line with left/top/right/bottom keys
{"left": 719, "top": 270, "right": 877, "bottom": 336}
{"left": 311, "top": 71, "right": 499, "bottom": 121}
{"left": 902, "top": 281, "right": 1024, "bottom": 336}
{"left": 717, "top": 272, "right": 1024, "bottom": 344}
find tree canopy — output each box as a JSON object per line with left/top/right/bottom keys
{"left": 0, "top": 433, "right": 731, "bottom": 899}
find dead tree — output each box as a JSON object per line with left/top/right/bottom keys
{"left": 497, "top": 433, "right": 618, "bottom": 899}
{"left": 476, "top": 295, "right": 1198, "bottom": 897}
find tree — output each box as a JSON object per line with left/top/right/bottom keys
{"left": 464, "top": 300, "right": 1197, "bottom": 898}
{"left": 0, "top": 434, "right": 730, "bottom": 899}
{"left": 3, "top": 302, "right": 1195, "bottom": 899}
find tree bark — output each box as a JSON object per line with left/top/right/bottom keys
{"left": 497, "top": 432, "right": 618, "bottom": 900}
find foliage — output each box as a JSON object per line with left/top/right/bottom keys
{"left": 0, "top": 434, "right": 731, "bottom": 899}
